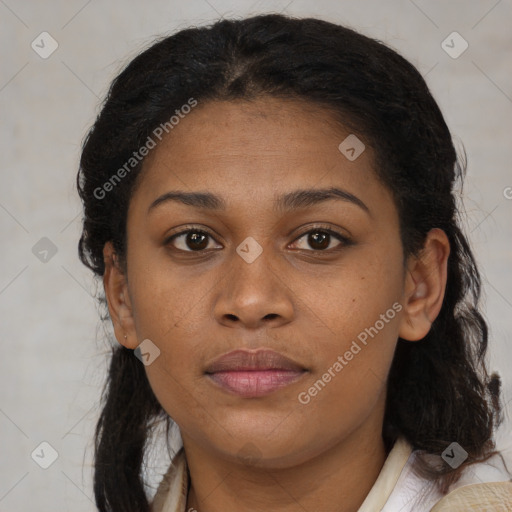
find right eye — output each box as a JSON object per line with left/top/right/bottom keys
{"left": 165, "top": 228, "right": 222, "bottom": 252}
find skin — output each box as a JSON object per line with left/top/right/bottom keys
{"left": 103, "top": 97, "right": 450, "bottom": 512}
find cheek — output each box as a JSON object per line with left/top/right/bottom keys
{"left": 144, "top": 351, "right": 207, "bottom": 418}
{"left": 125, "top": 249, "right": 222, "bottom": 411}
{"left": 293, "top": 243, "right": 404, "bottom": 401}
{"left": 127, "top": 245, "right": 213, "bottom": 340}
{"left": 293, "top": 279, "right": 402, "bottom": 444}
{"left": 294, "top": 243, "right": 404, "bottom": 346}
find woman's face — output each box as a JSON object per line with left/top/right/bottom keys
{"left": 115, "top": 97, "right": 413, "bottom": 467}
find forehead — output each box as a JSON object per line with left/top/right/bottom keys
{"left": 147, "top": 98, "right": 355, "bottom": 158}
{"left": 132, "top": 97, "right": 390, "bottom": 214}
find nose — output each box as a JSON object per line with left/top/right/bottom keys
{"left": 213, "top": 243, "right": 295, "bottom": 331}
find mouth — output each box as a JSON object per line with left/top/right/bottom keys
{"left": 205, "top": 349, "right": 307, "bottom": 398}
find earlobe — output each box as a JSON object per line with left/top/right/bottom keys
{"left": 398, "top": 228, "right": 450, "bottom": 342}
{"left": 102, "top": 242, "right": 138, "bottom": 349}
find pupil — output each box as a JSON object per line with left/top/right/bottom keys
{"left": 310, "top": 231, "right": 329, "bottom": 250}
{"left": 188, "top": 232, "right": 207, "bottom": 250}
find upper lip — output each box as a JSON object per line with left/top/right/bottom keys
{"left": 205, "top": 349, "right": 306, "bottom": 373}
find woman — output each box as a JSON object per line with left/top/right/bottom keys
{"left": 77, "top": 13, "right": 512, "bottom": 512}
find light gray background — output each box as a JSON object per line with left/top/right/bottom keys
{"left": 1, "top": 0, "right": 511, "bottom": 510}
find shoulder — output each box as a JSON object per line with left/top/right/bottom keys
{"left": 381, "top": 446, "right": 512, "bottom": 512}
{"left": 430, "top": 451, "right": 512, "bottom": 511}
{"left": 430, "top": 481, "right": 512, "bottom": 511}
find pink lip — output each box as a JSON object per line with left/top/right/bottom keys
{"left": 205, "top": 349, "right": 307, "bottom": 397}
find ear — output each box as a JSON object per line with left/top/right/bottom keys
{"left": 398, "top": 228, "right": 450, "bottom": 341}
{"left": 103, "top": 241, "right": 138, "bottom": 349}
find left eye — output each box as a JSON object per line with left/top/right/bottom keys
{"left": 291, "top": 229, "right": 348, "bottom": 251}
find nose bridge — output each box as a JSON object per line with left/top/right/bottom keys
{"left": 231, "top": 234, "right": 279, "bottom": 299}
{"left": 214, "top": 234, "right": 293, "bottom": 328}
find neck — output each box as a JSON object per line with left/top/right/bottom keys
{"left": 183, "top": 410, "right": 388, "bottom": 512}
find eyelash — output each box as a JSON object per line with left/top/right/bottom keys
{"left": 164, "top": 224, "right": 352, "bottom": 254}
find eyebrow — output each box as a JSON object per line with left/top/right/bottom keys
{"left": 147, "top": 187, "right": 370, "bottom": 215}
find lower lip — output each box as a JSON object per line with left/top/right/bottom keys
{"left": 207, "top": 370, "right": 306, "bottom": 397}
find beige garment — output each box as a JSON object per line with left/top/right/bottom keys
{"left": 151, "top": 448, "right": 188, "bottom": 512}
{"left": 150, "top": 438, "right": 512, "bottom": 511}
{"left": 430, "top": 481, "right": 512, "bottom": 512}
